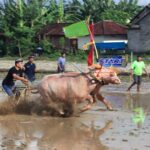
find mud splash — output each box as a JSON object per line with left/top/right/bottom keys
{"left": 0, "top": 96, "right": 75, "bottom": 117}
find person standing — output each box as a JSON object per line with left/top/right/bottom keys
{"left": 35, "top": 46, "right": 44, "bottom": 56}
{"left": 127, "top": 56, "right": 148, "bottom": 92}
{"left": 24, "top": 56, "right": 36, "bottom": 82}
{"left": 2, "top": 59, "right": 29, "bottom": 97}
{"left": 57, "top": 52, "right": 66, "bottom": 73}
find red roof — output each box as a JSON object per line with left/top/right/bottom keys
{"left": 94, "top": 20, "right": 127, "bottom": 35}
{"left": 38, "top": 20, "right": 127, "bottom": 36}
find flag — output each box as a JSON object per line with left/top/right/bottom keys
{"left": 63, "top": 21, "right": 89, "bottom": 38}
{"left": 82, "top": 41, "right": 94, "bottom": 50}
{"left": 87, "top": 22, "right": 94, "bottom": 66}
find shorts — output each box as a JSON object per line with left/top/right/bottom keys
{"left": 133, "top": 75, "right": 142, "bottom": 85}
{"left": 57, "top": 66, "right": 65, "bottom": 73}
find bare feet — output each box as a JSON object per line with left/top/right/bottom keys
{"left": 106, "top": 102, "right": 113, "bottom": 111}
{"left": 80, "top": 104, "right": 92, "bottom": 113}
{"left": 127, "top": 88, "right": 130, "bottom": 92}
{"left": 107, "top": 106, "right": 113, "bottom": 111}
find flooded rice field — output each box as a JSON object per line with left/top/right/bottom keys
{"left": 0, "top": 74, "right": 150, "bottom": 150}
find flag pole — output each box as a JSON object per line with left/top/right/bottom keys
{"left": 86, "top": 17, "right": 99, "bottom": 61}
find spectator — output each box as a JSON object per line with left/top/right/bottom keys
{"left": 36, "top": 46, "right": 44, "bottom": 56}
{"left": 127, "top": 56, "right": 148, "bottom": 92}
{"left": 57, "top": 52, "right": 66, "bottom": 73}
{"left": 24, "top": 56, "right": 36, "bottom": 82}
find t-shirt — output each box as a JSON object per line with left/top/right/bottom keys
{"left": 57, "top": 57, "right": 66, "bottom": 70}
{"left": 24, "top": 62, "right": 36, "bottom": 81}
{"left": 131, "top": 60, "right": 145, "bottom": 76}
{"left": 2, "top": 66, "right": 24, "bottom": 86}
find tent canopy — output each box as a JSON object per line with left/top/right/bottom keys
{"left": 96, "top": 42, "right": 126, "bottom": 50}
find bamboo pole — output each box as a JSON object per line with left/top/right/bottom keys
{"left": 131, "top": 50, "right": 133, "bottom": 63}
{"left": 86, "top": 17, "right": 99, "bottom": 61}
{"left": 130, "top": 50, "right": 133, "bottom": 82}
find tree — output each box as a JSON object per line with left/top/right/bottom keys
{"left": 100, "top": 9, "right": 130, "bottom": 25}
{"left": 116, "top": 0, "right": 141, "bottom": 19}
{"left": 0, "top": 0, "right": 142, "bottom": 57}
{"left": 0, "top": 0, "right": 72, "bottom": 56}
{"left": 67, "top": 0, "right": 142, "bottom": 24}
{"left": 66, "top": 0, "right": 115, "bottom": 22}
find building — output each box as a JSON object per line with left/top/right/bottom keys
{"left": 128, "top": 4, "right": 150, "bottom": 52}
{"left": 37, "top": 23, "right": 77, "bottom": 52}
{"left": 37, "top": 20, "right": 127, "bottom": 51}
{"left": 78, "top": 20, "right": 127, "bottom": 49}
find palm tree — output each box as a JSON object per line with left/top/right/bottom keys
{"left": 117, "top": 0, "right": 141, "bottom": 18}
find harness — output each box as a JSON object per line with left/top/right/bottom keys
{"left": 81, "top": 72, "right": 106, "bottom": 85}
{"left": 89, "top": 72, "right": 106, "bottom": 85}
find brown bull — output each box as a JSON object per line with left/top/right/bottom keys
{"left": 37, "top": 67, "right": 121, "bottom": 115}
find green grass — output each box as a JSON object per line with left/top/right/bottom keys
{"left": 1, "top": 52, "right": 150, "bottom": 64}
{"left": 0, "top": 50, "right": 88, "bottom": 63}
{"left": 128, "top": 54, "right": 150, "bottom": 64}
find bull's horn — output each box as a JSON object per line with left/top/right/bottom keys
{"left": 109, "top": 66, "right": 122, "bottom": 75}
{"left": 88, "top": 64, "right": 102, "bottom": 70}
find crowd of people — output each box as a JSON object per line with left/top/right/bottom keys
{"left": 1, "top": 53, "right": 148, "bottom": 98}
{"left": 2, "top": 52, "right": 66, "bottom": 98}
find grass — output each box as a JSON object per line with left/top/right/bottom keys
{"left": 0, "top": 50, "right": 88, "bottom": 63}
{"left": 127, "top": 54, "right": 150, "bottom": 64}
{"left": 1, "top": 51, "right": 150, "bottom": 65}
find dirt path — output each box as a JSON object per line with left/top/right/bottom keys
{"left": 0, "top": 60, "right": 132, "bottom": 74}
{"left": 1, "top": 60, "right": 150, "bottom": 76}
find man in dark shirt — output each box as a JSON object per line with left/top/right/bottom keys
{"left": 2, "top": 59, "right": 29, "bottom": 97}
{"left": 24, "top": 56, "right": 36, "bottom": 82}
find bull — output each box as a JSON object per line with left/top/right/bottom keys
{"left": 36, "top": 66, "right": 121, "bottom": 116}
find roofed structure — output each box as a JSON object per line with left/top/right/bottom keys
{"left": 128, "top": 3, "right": 150, "bottom": 52}
{"left": 38, "top": 20, "right": 127, "bottom": 37}
{"left": 94, "top": 20, "right": 127, "bottom": 35}
{"left": 37, "top": 20, "right": 127, "bottom": 50}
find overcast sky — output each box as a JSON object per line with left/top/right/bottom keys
{"left": 114, "top": 0, "right": 149, "bottom": 6}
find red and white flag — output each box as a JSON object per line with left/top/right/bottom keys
{"left": 87, "top": 22, "right": 94, "bottom": 66}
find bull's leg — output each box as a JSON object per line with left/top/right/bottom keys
{"left": 80, "top": 95, "right": 94, "bottom": 113}
{"left": 92, "top": 94, "right": 96, "bottom": 103}
{"left": 96, "top": 93, "right": 113, "bottom": 111}
{"left": 40, "top": 94, "right": 60, "bottom": 115}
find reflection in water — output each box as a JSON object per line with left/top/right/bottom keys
{"left": 124, "top": 93, "right": 141, "bottom": 110}
{"left": 103, "top": 92, "right": 150, "bottom": 128}
{"left": 105, "top": 92, "right": 150, "bottom": 113}
{"left": 125, "top": 93, "right": 147, "bottom": 128}
{"left": 132, "top": 107, "right": 145, "bottom": 127}
{"left": 0, "top": 117, "right": 112, "bottom": 150}
{"left": 125, "top": 93, "right": 144, "bottom": 111}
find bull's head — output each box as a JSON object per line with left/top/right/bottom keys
{"left": 89, "top": 65, "right": 121, "bottom": 85}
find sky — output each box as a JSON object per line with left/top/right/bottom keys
{"left": 114, "top": 0, "right": 149, "bottom": 6}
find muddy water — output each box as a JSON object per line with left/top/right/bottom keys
{"left": 0, "top": 115, "right": 112, "bottom": 150}
{"left": 0, "top": 76, "right": 150, "bottom": 150}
